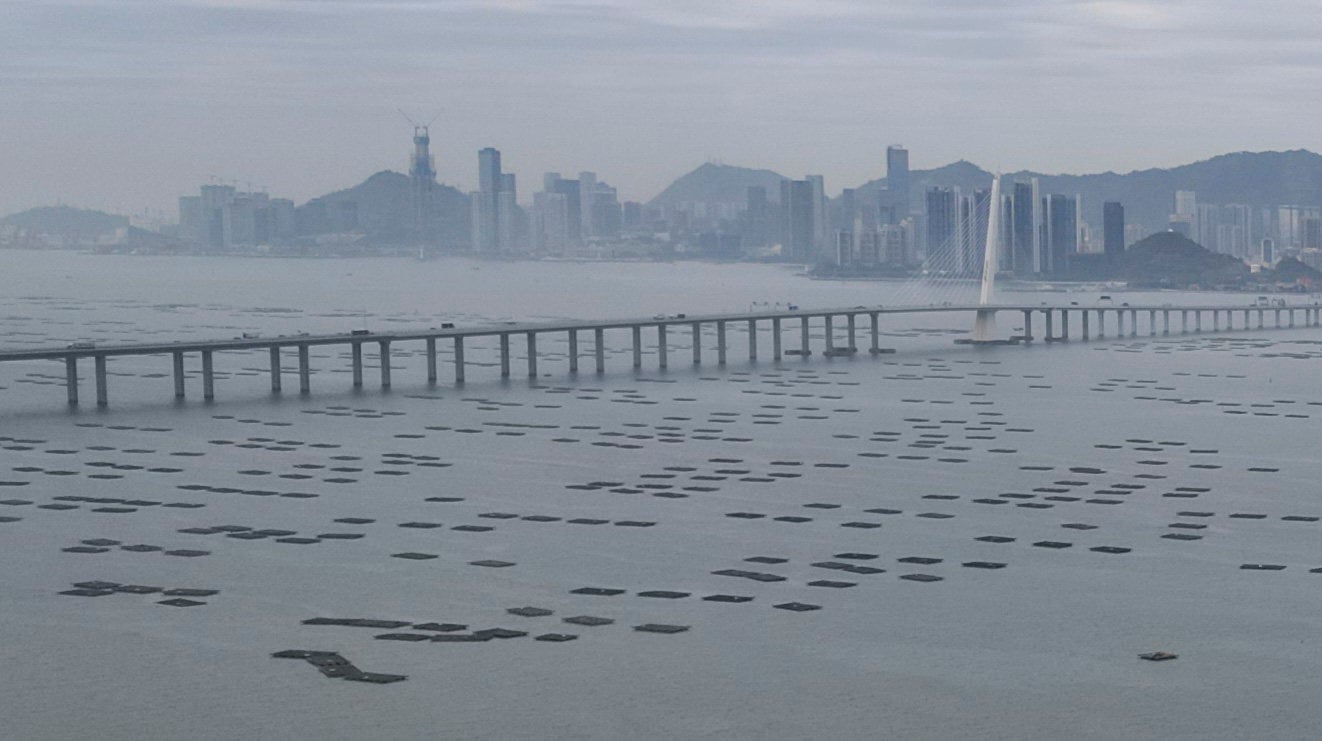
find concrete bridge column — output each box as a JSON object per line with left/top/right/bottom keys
{"left": 499, "top": 334, "right": 511, "bottom": 378}
{"left": 594, "top": 328, "right": 605, "bottom": 373}
{"left": 1289, "top": 309, "right": 1295, "bottom": 328}
{"left": 846, "top": 314, "right": 857, "bottom": 351}
{"left": 1044, "top": 310, "right": 1054, "bottom": 342}
{"left": 525, "top": 333, "right": 537, "bottom": 378}
{"left": 269, "top": 347, "right": 282, "bottom": 392}
{"left": 691, "top": 323, "right": 702, "bottom": 365}
{"left": 298, "top": 345, "right": 310, "bottom": 394}
{"left": 1117, "top": 310, "right": 1125, "bottom": 337}
{"left": 1081, "top": 310, "right": 1090, "bottom": 341}
{"left": 426, "top": 338, "right": 437, "bottom": 383}
{"left": 378, "top": 341, "right": 392, "bottom": 388}
{"left": 65, "top": 356, "right": 78, "bottom": 406}
{"left": 1148, "top": 310, "right": 1156, "bottom": 337}
{"left": 716, "top": 321, "right": 727, "bottom": 365}
{"left": 800, "top": 316, "right": 811, "bottom": 356}
{"left": 1163, "top": 311, "right": 1170, "bottom": 335}
{"left": 1096, "top": 310, "right": 1104, "bottom": 339}
{"left": 1258, "top": 309, "right": 1265, "bottom": 329}
{"left": 174, "top": 351, "right": 186, "bottom": 398}
{"left": 1181, "top": 311, "right": 1188, "bottom": 333}
{"left": 351, "top": 342, "right": 364, "bottom": 387}
{"left": 657, "top": 325, "right": 668, "bottom": 369}
{"left": 94, "top": 354, "right": 108, "bottom": 407}
{"left": 632, "top": 326, "right": 643, "bottom": 368}
{"left": 202, "top": 350, "right": 215, "bottom": 400}
{"left": 1131, "top": 310, "right": 1139, "bottom": 337}
{"left": 454, "top": 337, "right": 465, "bottom": 383}
{"left": 772, "top": 318, "right": 782, "bottom": 360}
{"left": 568, "top": 330, "right": 578, "bottom": 373}
{"left": 1213, "top": 311, "right": 1220, "bottom": 332}
{"left": 1023, "top": 310, "right": 1033, "bottom": 342}
{"left": 824, "top": 315, "right": 835, "bottom": 352}
{"left": 1060, "top": 309, "right": 1069, "bottom": 341}
{"left": 747, "top": 320, "right": 757, "bottom": 361}
{"left": 869, "top": 313, "right": 880, "bottom": 353}
{"left": 1195, "top": 311, "right": 1202, "bottom": 332}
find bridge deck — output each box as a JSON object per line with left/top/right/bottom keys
{"left": 0, "top": 302, "right": 1297, "bottom": 362}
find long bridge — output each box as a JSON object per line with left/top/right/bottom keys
{"left": 1, "top": 301, "right": 1318, "bottom": 409}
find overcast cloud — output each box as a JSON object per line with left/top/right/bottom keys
{"left": 3, "top": 0, "right": 1320, "bottom": 217}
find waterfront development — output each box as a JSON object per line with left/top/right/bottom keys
{"left": 5, "top": 252, "right": 1322, "bottom": 738}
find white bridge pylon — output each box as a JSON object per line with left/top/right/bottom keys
{"left": 972, "top": 173, "right": 1001, "bottom": 342}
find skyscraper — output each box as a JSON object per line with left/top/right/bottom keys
{"left": 497, "top": 173, "right": 518, "bottom": 252}
{"left": 806, "top": 175, "right": 827, "bottom": 257}
{"left": 925, "top": 187, "right": 957, "bottom": 273}
{"left": 780, "top": 179, "right": 815, "bottom": 261}
{"left": 1044, "top": 194, "right": 1077, "bottom": 275}
{"left": 1103, "top": 202, "right": 1125, "bottom": 261}
{"left": 1011, "top": 181, "right": 1035, "bottom": 274}
{"left": 886, "top": 146, "right": 910, "bottom": 221}
{"left": 579, "top": 172, "right": 597, "bottom": 240}
{"left": 409, "top": 125, "right": 437, "bottom": 246}
{"left": 474, "top": 148, "right": 502, "bottom": 252}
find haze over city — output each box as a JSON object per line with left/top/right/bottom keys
{"left": 12, "top": 3, "right": 1322, "bottom": 739}
{"left": 5, "top": 0, "right": 1320, "bottom": 216}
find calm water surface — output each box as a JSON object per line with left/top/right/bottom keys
{"left": 3, "top": 252, "right": 1322, "bottom": 740}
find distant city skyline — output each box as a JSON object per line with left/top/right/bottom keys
{"left": 5, "top": 1, "right": 1322, "bottom": 216}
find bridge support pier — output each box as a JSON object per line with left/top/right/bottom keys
{"left": 426, "top": 338, "right": 437, "bottom": 383}
{"left": 824, "top": 316, "right": 835, "bottom": 353}
{"left": 1130, "top": 310, "right": 1139, "bottom": 337}
{"left": 772, "top": 318, "right": 782, "bottom": 360}
{"left": 94, "top": 354, "right": 108, "bottom": 407}
{"left": 1118, "top": 310, "right": 1126, "bottom": 336}
{"left": 454, "top": 337, "right": 465, "bottom": 384}
{"left": 378, "top": 340, "right": 392, "bottom": 388}
{"left": 594, "top": 328, "right": 605, "bottom": 373}
{"left": 846, "top": 314, "right": 856, "bottom": 351}
{"left": 499, "top": 334, "right": 511, "bottom": 378}
{"left": 1081, "top": 310, "right": 1090, "bottom": 341}
{"left": 657, "top": 325, "right": 668, "bottom": 369}
{"left": 351, "top": 343, "right": 364, "bottom": 387}
{"left": 716, "top": 321, "right": 727, "bottom": 365}
{"left": 632, "top": 326, "right": 643, "bottom": 369}
{"left": 1096, "top": 310, "right": 1104, "bottom": 339}
{"left": 691, "top": 323, "right": 702, "bottom": 365}
{"left": 1044, "top": 310, "right": 1054, "bottom": 342}
{"left": 800, "top": 316, "right": 811, "bottom": 356}
{"left": 526, "top": 333, "right": 537, "bottom": 378}
{"left": 568, "top": 330, "right": 578, "bottom": 373}
{"left": 65, "top": 356, "right": 78, "bottom": 406}
{"left": 748, "top": 320, "right": 757, "bottom": 361}
{"left": 269, "top": 347, "right": 281, "bottom": 392}
{"left": 1195, "top": 311, "right": 1202, "bottom": 332}
{"left": 1213, "top": 311, "right": 1220, "bottom": 332}
{"left": 1022, "top": 310, "right": 1033, "bottom": 342}
{"left": 1060, "top": 309, "right": 1069, "bottom": 341}
{"left": 869, "top": 313, "right": 880, "bottom": 353}
{"left": 1258, "top": 309, "right": 1265, "bottom": 329}
{"left": 1163, "top": 311, "right": 1170, "bottom": 335}
{"left": 174, "top": 351, "right": 186, "bottom": 398}
{"left": 298, "top": 345, "right": 310, "bottom": 394}
{"left": 201, "top": 350, "right": 215, "bottom": 401}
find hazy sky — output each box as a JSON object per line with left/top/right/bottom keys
{"left": 4, "top": 0, "right": 1319, "bottom": 218}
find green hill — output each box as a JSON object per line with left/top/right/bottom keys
{"left": 1, "top": 206, "right": 128, "bottom": 240}
{"left": 648, "top": 162, "right": 788, "bottom": 208}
